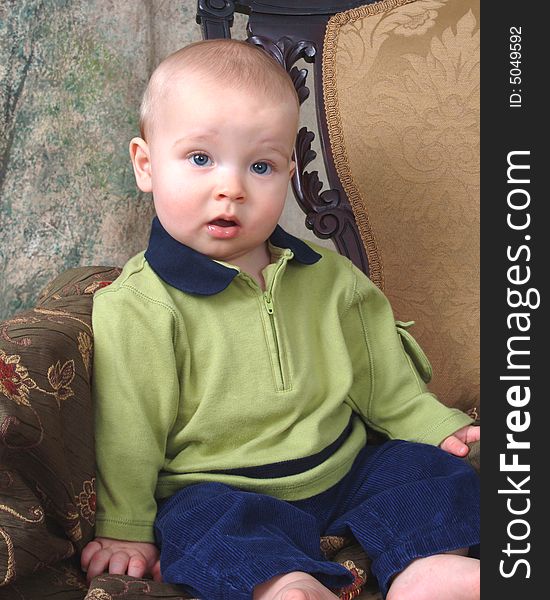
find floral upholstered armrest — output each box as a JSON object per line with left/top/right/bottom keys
{"left": 0, "top": 267, "right": 120, "bottom": 594}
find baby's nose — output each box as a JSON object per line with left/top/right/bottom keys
{"left": 214, "top": 170, "right": 245, "bottom": 202}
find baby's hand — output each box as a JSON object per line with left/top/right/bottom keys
{"left": 81, "top": 536, "right": 161, "bottom": 583}
{"left": 439, "top": 425, "right": 480, "bottom": 457}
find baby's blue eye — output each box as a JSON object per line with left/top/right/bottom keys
{"left": 251, "top": 162, "right": 272, "bottom": 175}
{"left": 190, "top": 154, "right": 211, "bottom": 167}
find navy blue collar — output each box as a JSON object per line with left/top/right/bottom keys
{"left": 144, "top": 217, "right": 322, "bottom": 295}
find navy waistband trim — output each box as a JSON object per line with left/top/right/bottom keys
{"left": 206, "top": 417, "right": 354, "bottom": 480}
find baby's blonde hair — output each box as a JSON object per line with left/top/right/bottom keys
{"left": 139, "top": 39, "right": 300, "bottom": 141}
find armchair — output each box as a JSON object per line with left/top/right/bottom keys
{"left": 0, "top": 1, "right": 479, "bottom": 598}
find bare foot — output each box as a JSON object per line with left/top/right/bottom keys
{"left": 253, "top": 572, "right": 339, "bottom": 600}
{"left": 387, "top": 554, "right": 480, "bottom": 600}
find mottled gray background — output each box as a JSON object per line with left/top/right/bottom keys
{"left": 0, "top": 0, "right": 331, "bottom": 319}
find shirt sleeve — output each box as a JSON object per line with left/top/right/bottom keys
{"left": 92, "top": 282, "right": 180, "bottom": 542}
{"left": 342, "top": 264, "right": 473, "bottom": 445}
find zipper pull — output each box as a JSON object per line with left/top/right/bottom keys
{"left": 264, "top": 292, "right": 274, "bottom": 314}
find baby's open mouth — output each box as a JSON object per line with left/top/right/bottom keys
{"left": 209, "top": 219, "right": 237, "bottom": 227}
{"left": 206, "top": 218, "right": 241, "bottom": 239}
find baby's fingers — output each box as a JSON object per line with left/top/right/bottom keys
{"left": 80, "top": 540, "right": 103, "bottom": 572}
{"left": 127, "top": 554, "right": 149, "bottom": 579}
{"left": 440, "top": 435, "right": 468, "bottom": 457}
{"left": 151, "top": 559, "right": 162, "bottom": 582}
{"left": 109, "top": 550, "right": 132, "bottom": 576}
{"left": 86, "top": 548, "right": 115, "bottom": 582}
{"left": 468, "top": 425, "right": 481, "bottom": 442}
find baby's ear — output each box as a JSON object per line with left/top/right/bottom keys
{"left": 289, "top": 160, "right": 296, "bottom": 179}
{"left": 129, "top": 137, "right": 153, "bottom": 193}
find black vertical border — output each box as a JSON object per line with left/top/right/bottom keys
{"left": 482, "top": 2, "right": 546, "bottom": 596}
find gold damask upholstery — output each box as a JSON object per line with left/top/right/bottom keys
{"left": 322, "top": 0, "right": 479, "bottom": 415}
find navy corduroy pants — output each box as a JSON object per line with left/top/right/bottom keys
{"left": 154, "top": 440, "right": 480, "bottom": 599}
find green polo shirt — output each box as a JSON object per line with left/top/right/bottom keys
{"left": 92, "top": 218, "right": 472, "bottom": 542}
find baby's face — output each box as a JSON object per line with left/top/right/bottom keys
{"left": 136, "top": 75, "right": 298, "bottom": 267}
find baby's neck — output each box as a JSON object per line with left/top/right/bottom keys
{"left": 226, "top": 242, "right": 272, "bottom": 291}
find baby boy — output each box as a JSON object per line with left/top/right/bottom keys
{"left": 81, "top": 39, "right": 480, "bottom": 600}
